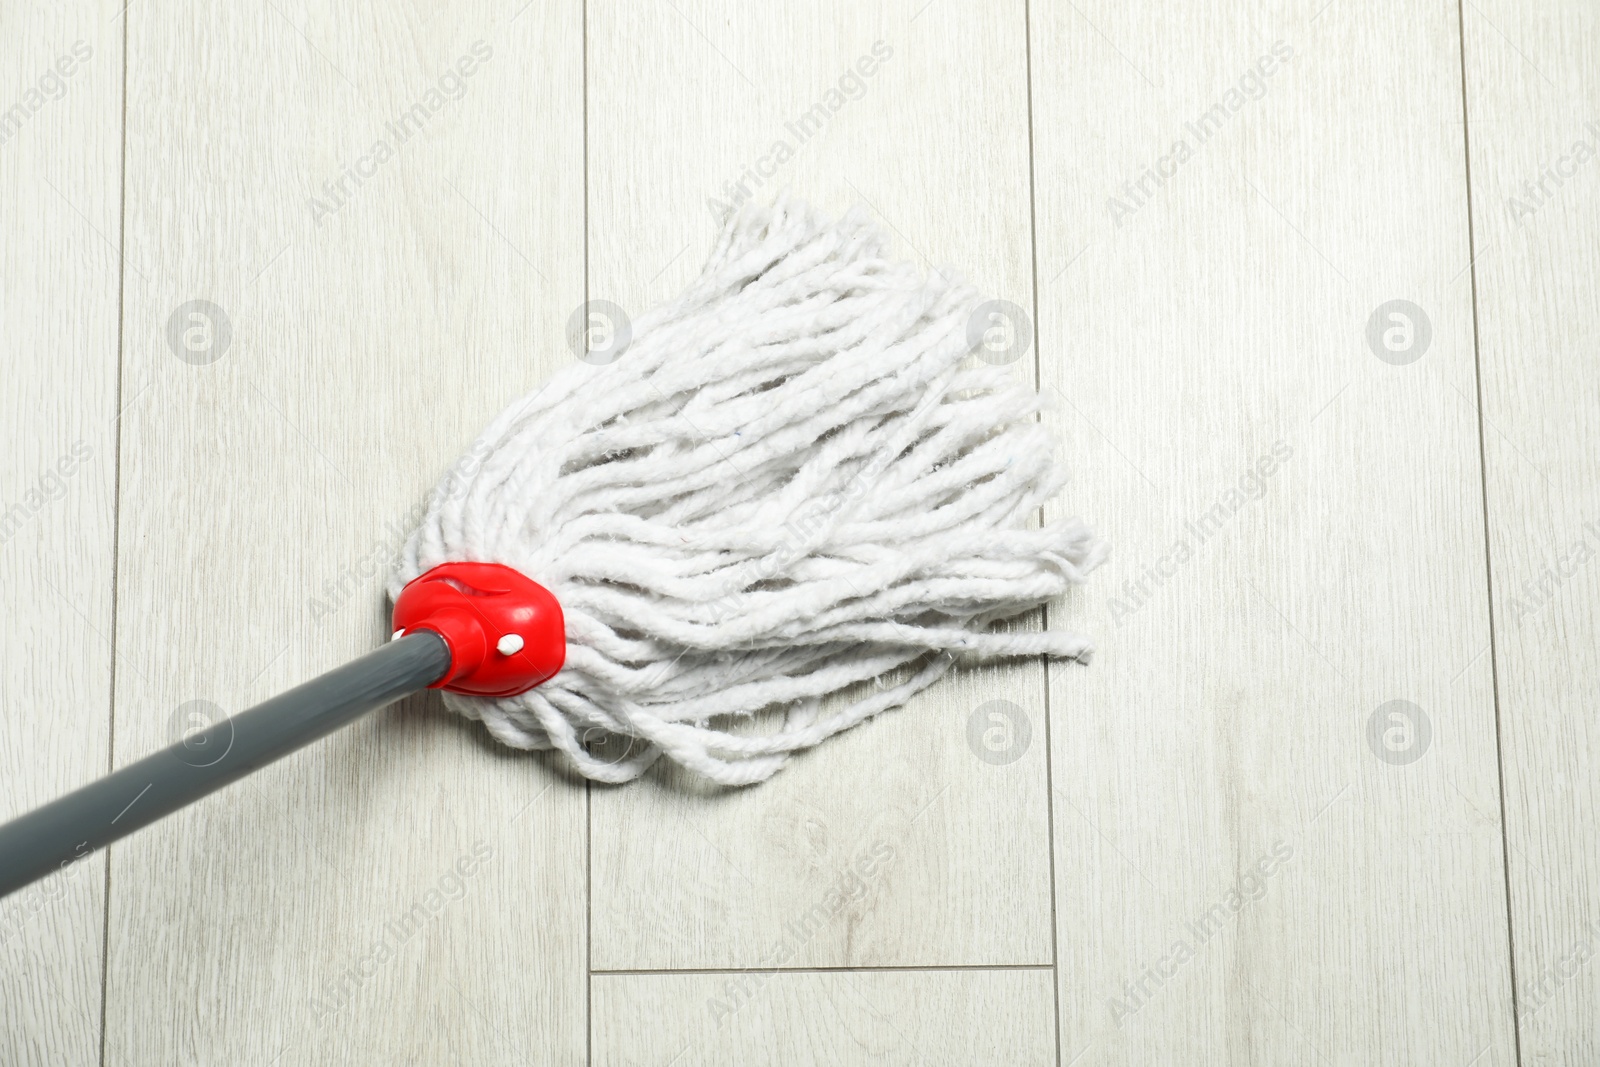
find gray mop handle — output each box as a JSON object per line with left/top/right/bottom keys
{"left": 0, "top": 630, "right": 451, "bottom": 900}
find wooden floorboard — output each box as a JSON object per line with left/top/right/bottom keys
{"left": 1463, "top": 2, "right": 1600, "bottom": 1062}
{"left": 102, "top": 4, "right": 586, "bottom": 1063}
{"left": 1030, "top": 1, "right": 1517, "bottom": 1062}
{"left": 585, "top": 0, "right": 1060, "bottom": 977}
{"left": 592, "top": 969, "right": 1057, "bottom": 1067}
{"left": 0, "top": 4, "right": 122, "bottom": 1064}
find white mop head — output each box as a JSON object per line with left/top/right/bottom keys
{"left": 391, "top": 199, "right": 1105, "bottom": 784}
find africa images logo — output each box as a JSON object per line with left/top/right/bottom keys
{"left": 1105, "top": 40, "right": 1293, "bottom": 228}
{"left": 0, "top": 40, "right": 92, "bottom": 151}
{"left": 1106, "top": 441, "right": 1293, "bottom": 626}
{"left": 309, "top": 41, "right": 494, "bottom": 225}
{"left": 706, "top": 41, "right": 894, "bottom": 223}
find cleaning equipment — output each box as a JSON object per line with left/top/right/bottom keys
{"left": 0, "top": 199, "right": 1104, "bottom": 898}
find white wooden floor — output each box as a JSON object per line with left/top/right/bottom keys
{"left": 2, "top": 1, "right": 1596, "bottom": 1064}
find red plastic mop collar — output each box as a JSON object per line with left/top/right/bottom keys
{"left": 391, "top": 562, "right": 566, "bottom": 697}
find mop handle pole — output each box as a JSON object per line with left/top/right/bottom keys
{"left": 0, "top": 631, "right": 450, "bottom": 900}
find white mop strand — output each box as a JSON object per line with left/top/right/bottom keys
{"left": 391, "top": 199, "right": 1106, "bottom": 785}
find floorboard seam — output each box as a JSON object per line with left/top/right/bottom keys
{"left": 1021, "top": 2, "right": 1066, "bottom": 1065}
{"left": 1453, "top": 1, "right": 1524, "bottom": 1063}
{"left": 97, "top": 13, "right": 132, "bottom": 1067}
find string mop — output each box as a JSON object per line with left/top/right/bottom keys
{"left": 393, "top": 198, "right": 1106, "bottom": 784}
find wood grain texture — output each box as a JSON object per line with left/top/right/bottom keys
{"left": 592, "top": 968, "right": 1056, "bottom": 1067}
{"left": 15, "top": 2, "right": 1600, "bottom": 1063}
{"left": 1462, "top": 3, "right": 1600, "bottom": 1061}
{"left": 1030, "top": 1, "right": 1517, "bottom": 1062}
{"left": 0, "top": 4, "right": 121, "bottom": 1064}
{"left": 585, "top": 0, "right": 1058, "bottom": 971}
{"left": 104, "top": 3, "right": 586, "bottom": 1063}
